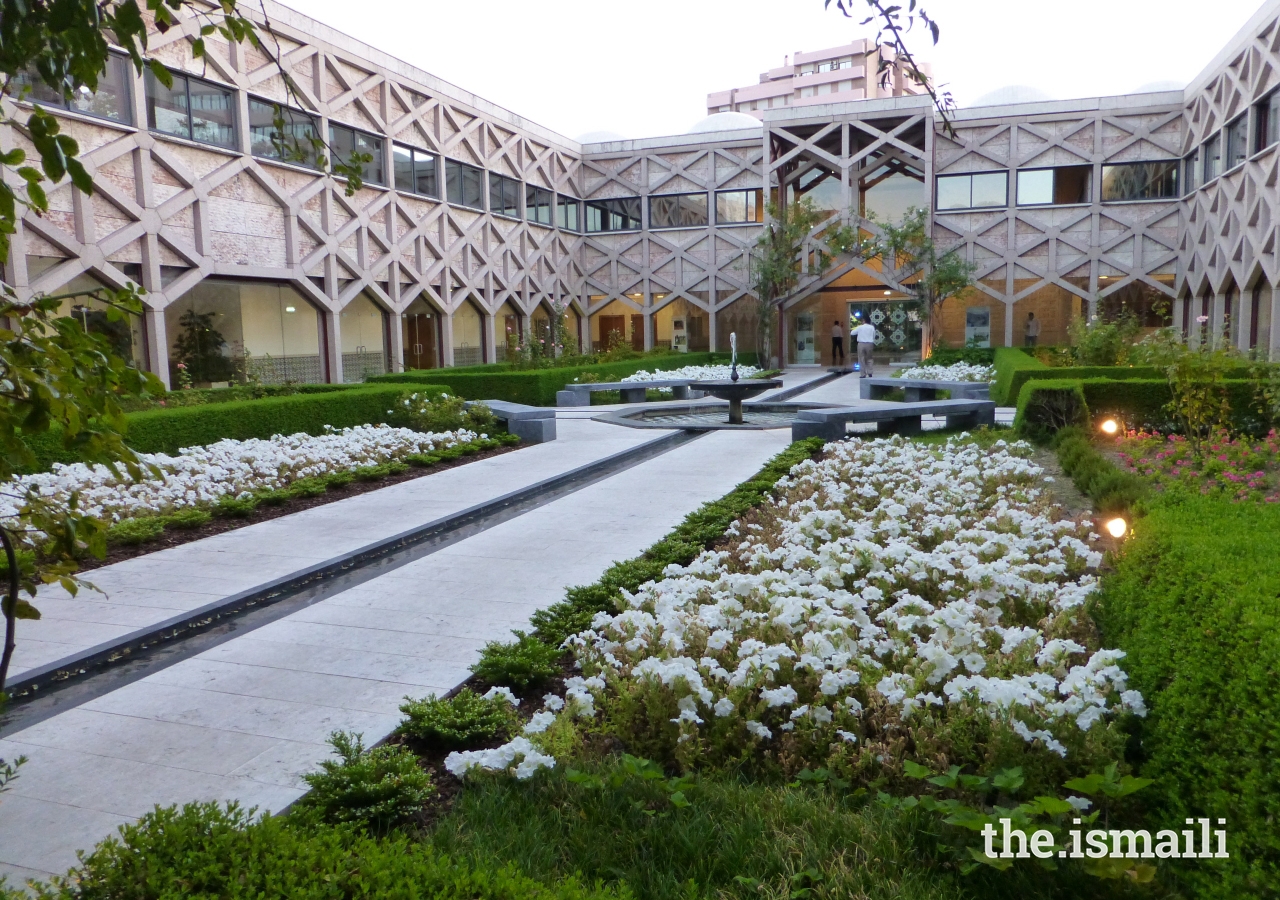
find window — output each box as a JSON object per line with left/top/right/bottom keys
{"left": 1100, "top": 161, "right": 1179, "bottom": 201}
{"left": 446, "top": 159, "right": 484, "bottom": 209}
{"left": 1016, "top": 165, "right": 1091, "bottom": 206}
{"left": 489, "top": 173, "right": 522, "bottom": 218}
{"left": 934, "top": 171, "right": 1008, "bottom": 210}
{"left": 556, "top": 195, "right": 580, "bottom": 231}
{"left": 1226, "top": 115, "right": 1249, "bottom": 170}
{"left": 526, "top": 185, "right": 553, "bottom": 225}
{"left": 715, "top": 189, "right": 764, "bottom": 224}
{"left": 1183, "top": 148, "right": 1201, "bottom": 193}
{"left": 649, "top": 192, "right": 709, "bottom": 228}
{"left": 329, "top": 123, "right": 384, "bottom": 186}
{"left": 146, "top": 68, "right": 235, "bottom": 148}
{"left": 1254, "top": 89, "right": 1280, "bottom": 153}
{"left": 393, "top": 144, "right": 437, "bottom": 197}
{"left": 584, "top": 197, "right": 642, "bottom": 233}
{"left": 1203, "top": 132, "right": 1222, "bottom": 182}
{"left": 14, "top": 52, "right": 132, "bottom": 124}
{"left": 248, "top": 99, "right": 319, "bottom": 167}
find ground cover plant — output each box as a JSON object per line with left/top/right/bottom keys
{"left": 616, "top": 363, "right": 764, "bottom": 385}
{"left": 892, "top": 361, "right": 995, "bottom": 382}
{"left": 1109, "top": 428, "right": 1280, "bottom": 502}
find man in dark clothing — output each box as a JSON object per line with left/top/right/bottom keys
{"left": 831, "top": 320, "right": 845, "bottom": 365}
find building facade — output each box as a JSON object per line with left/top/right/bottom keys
{"left": 706, "top": 40, "right": 928, "bottom": 119}
{"left": 2, "top": 0, "right": 1278, "bottom": 386}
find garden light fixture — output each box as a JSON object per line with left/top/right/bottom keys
{"left": 1105, "top": 517, "right": 1128, "bottom": 538}
{"left": 1100, "top": 418, "right": 1118, "bottom": 435}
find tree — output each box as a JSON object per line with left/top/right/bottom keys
{"left": 173, "top": 309, "right": 232, "bottom": 384}
{"left": 0, "top": 289, "right": 163, "bottom": 696}
{"left": 750, "top": 198, "right": 864, "bottom": 365}
{"left": 871, "top": 207, "right": 975, "bottom": 353}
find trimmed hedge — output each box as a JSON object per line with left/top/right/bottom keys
{"left": 991, "top": 348, "right": 1047, "bottom": 405}
{"left": 372, "top": 352, "right": 755, "bottom": 406}
{"left": 927, "top": 346, "right": 995, "bottom": 367}
{"left": 25, "top": 384, "right": 448, "bottom": 471}
{"left": 10, "top": 801, "right": 624, "bottom": 899}
{"left": 1050, "top": 426, "right": 1148, "bottom": 514}
{"left": 1013, "top": 377, "right": 1268, "bottom": 435}
{"left": 1097, "top": 495, "right": 1280, "bottom": 898}
{"left": 524, "top": 437, "right": 825, "bottom": 650}
{"left": 1013, "top": 379, "right": 1089, "bottom": 438}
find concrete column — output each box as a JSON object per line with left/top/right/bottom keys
{"left": 1210, "top": 290, "right": 1227, "bottom": 348}
{"left": 1268, "top": 284, "right": 1280, "bottom": 362}
{"left": 144, "top": 306, "right": 171, "bottom": 390}
{"left": 1172, "top": 293, "right": 1185, "bottom": 336}
{"left": 323, "top": 310, "right": 344, "bottom": 383}
{"left": 1237, "top": 288, "right": 1253, "bottom": 353}
{"left": 388, "top": 312, "right": 405, "bottom": 373}
{"left": 483, "top": 312, "right": 497, "bottom": 363}
{"left": 440, "top": 309, "right": 455, "bottom": 367}
{"left": 644, "top": 310, "right": 654, "bottom": 351}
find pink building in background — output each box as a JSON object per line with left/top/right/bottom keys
{"left": 706, "top": 38, "right": 931, "bottom": 118}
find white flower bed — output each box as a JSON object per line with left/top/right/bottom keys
{"left": 447, "top": 435, "right": 1142, "bottom": 781}
{"left": 2, "top": 425, "right": 481, "bottom": 525}
{"left": 892, "top": 362, "right": 995, "bottom": 382}
{"left": 619, "top": 364, "right": 762, "bottom": 386}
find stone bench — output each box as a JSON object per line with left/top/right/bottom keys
{"left": 466, "top": 399, "right": 556, "bottom": 443}
{"left": 555, "top": 379, "right": 702, "bottom": 407}
{"left": 860, "top": 377, "right": 991, "bottom": 402}
{"left": 791, "top": 399, "right": 996, "bottom": 442}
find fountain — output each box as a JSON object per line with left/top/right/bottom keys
{"left": 690, "top": 333, "right": 781, "bottom": 425}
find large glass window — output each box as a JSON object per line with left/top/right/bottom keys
{"left": 248, "top": 98, "right": 319, "bottom": 168}
{"left": 1255, "top": 89, "right": 1280, "bottom": 153}
{"left": 340, "top": 292, "right": 389, "bottom": 382}
{"left": 146, "top": 69, "right": 236, "bottom": 148}
{"left": 649, "top": 193, "right": 709, "bottom": 228}
{"left": 584, "top": 197, "right": 642, "bottom": 232}
{"left": 14, "top": 52, "right": 132, "bottom": 124}
{"left": 1203, "top": 133, "right": 1222, "bottom": 182}
{"left": 489, "top": 173, "right": 522, "bottom": 218}
{"left": 446, "top": 160, "right": 484, "bottom": 209}
{"left": 165, "top": 280, "right": 323, "bottom": 386}
{"left": 556, "top": 195, "right": 580, "bottom": 231}
{"left": 1183, "top": 148, "right": 1201, "bottom": 193}
{"left": 715, "top": 189, "right": 764, "bottom": 224}
{"left": 452, "top": 301, "right": 484, "bottom": 366}
{"left": 392, "top": 143, "right": 437, "bottom": 197}
{"left": 934, "top": 171, "right": 1008, "bottom": 210}
{"left": 329, "top": 123, "right": 384, "bottom": 186}
{"left": 1100, "top": 161, "right": 1179, "bottom": 201}
{"left": 1016, "top": 165, "right": 1091, "bottom": 206}
{"left": 526, "top": 185, "right": 553, "bottom": 225}
{"left": 1226, "top": 114, "right": 1249, "bottom": 170}
{"left": 25, "top": 259, "right": 146, "bottom": 367}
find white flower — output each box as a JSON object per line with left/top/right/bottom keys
{"left": 760, "top": 685, "right": 798, "bottom": 708}
{"left": 542, "top": 694, "right": 565, "bottom": 711}
{"left": 713, "top": 697, "right": 736, "bottom": 717}
{"left": 524, "top": 711, "right": 557, "bottom": 734}
{"left": 892, "top": 362, "right": 995, "bottom": 383}
{"left": 483, "top": 686, "right": 520, "bottom": 706}
{"left": 745, "top": 720, "right": 773, "bottom": 740}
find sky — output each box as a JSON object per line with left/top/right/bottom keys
{"left": 292, "top": 0, "right": 1268, "bottom": 143}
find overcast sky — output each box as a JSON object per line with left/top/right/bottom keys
{"left": 294, "top": 0, "right": 1267, "bottom": 142}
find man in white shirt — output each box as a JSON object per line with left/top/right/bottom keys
{"left": 1025, "top": 312, "right": 1041, "bottom": 347}
{"left": 853, "top": 320, "right": 877, "bottom": 377}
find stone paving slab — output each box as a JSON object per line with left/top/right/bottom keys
{"left": 6, "top": 419, "right": 664, "bottom": 681}
{"left": 0, "top": 427, "right": 791, "bottom": 884}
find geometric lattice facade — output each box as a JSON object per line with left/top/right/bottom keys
{"left": 4, "top": 0, "right": 1280, "bottom": 383}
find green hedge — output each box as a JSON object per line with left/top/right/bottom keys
{"left": 927, "top": 347, "right": 995, "bottom": 367}
{"left": 26, "top": 384, "right": 447, "bottom": 470}
{"left": 372, "top": 352, "right": 754, "bottom": 406}
{"left": 9, "top": 801, "right": 623, "bottom": 899}
{"left": 1097, "top": 495, "right": 1280, "bottom": 898}
{"left": 1012, "top": 376, "right": 1267, "bottom": 435}
{"left": 1049, "top": 426, "right": 1148, "bottom": 514}
{"left": 1012, "top": 379, "right": 1089, "bottom": 439}
{"left": 991, "top": 348, "right": 1047, "bottom": 405}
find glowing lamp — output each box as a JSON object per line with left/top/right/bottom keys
{"left": 1099, "top": 418, "right": 1118, "bottom": 435}
{"left": 1105, "top": 517, "right": 1128, "bottom": 539}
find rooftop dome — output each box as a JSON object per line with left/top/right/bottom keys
{"left": 576, "top": 129, "right": 627, "bottom": 144}
{"left": 968, "top": 85, "right": 1053, "bottom": 108}
{"left": 686, "top": 111, "right": 763, "bottom": 134}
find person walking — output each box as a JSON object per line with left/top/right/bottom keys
{"left": 1024, "top": 311, "right": 1041, "bottom": 347}
{"left": 831, "top": 319, "right": 845, "bottom": 365}
{"left": 854, "top": 319, "right": 876, "bottom": 377}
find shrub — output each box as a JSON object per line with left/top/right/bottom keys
{"left": 105, "top": 516, "right": 165, "bottom": 545}
{"left": 471, "top": 632, "right": 562, "bottom": 689}
{"left": 24, "top": 384, "right": 450, "bottom": 471}
{"left": 393, "top": 391, "right": 496, "bottom": 433}
{"left": 21, "top": 801, "right": 624, "bottom": 899}
{"left": 1051, "top": 427, "right": 1148, "bottom": 514}
{"left": 927, "top": 346, "right": 995, "bottom": 367}
{"left": 1097, "top": 495, "right": 1280, "bottom": 898}
{"left": 213, "top": 495, "right": 257, "bottom": 517}
{"left": 292, "top": 731, "right": 435, "bottom": 834}
{"left": 1014, "top": 380, "right": 1089, "bottom": 439}
{"left": 166, "top": 508, "right": 212, "bottom": 529}
{"left": 399, "top": 688, "right": 520, "bottom": 751}
{"left": 991, "top": 347, "right": 1048, "bottom": 405}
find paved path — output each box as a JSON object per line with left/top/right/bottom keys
{"left": 6, "top": 419, "right": 661, "bottom": 682}
{"left": 0, "top": 418, "right": 791, "bottom": 884}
